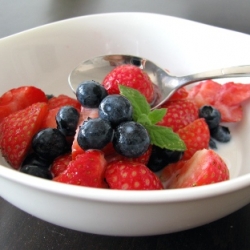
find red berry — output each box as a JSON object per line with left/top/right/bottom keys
{"left": 48, "top": 94, "right": 81, "bottom": 111}
{"left": 105, "top": 160, "right": 163, "bottom": 190}
{"left": 177, "top": 118, "right": 210, "bottom": 160}
{"left": 0, "top": 86, "right": 48, "bottom": 123}
{"left": 51, "top": 153, "right": 72, "bottom": 177}
{"left": 168, "top": 87, "right": 189, "bottom": 101}
{"left": 102, "top": 64, "right": 155, "bottom": 103}
{"left": 0, "top": 102, "right": 49, "bottom": 169}
{"left": 71, "top": 107, "right": 99, "bottom": 160}
{"left": 41, "top": 107, "right": 59, "bottom": 129}
{"left": 157, "top": 99, "right": 199, "bottom": 132}
{"left": 54, "top": 150, "right": 107, "bottom": 188}
{"left": 188, "top": 80, "right": 250, "bottom": 122}
{"left": 160, "top": 149, "right": 229, "bottom": 188}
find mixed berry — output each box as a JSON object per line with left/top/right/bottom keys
{"left": 1, "top": 64, "right": 250, "bottom": 190}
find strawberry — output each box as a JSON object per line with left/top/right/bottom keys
{"left": 48, "top": 94, "right": 81, "bottom": 111}
{"left": 105, "top": 160, "right": 163, "bottom": 190}
{"left": 160, "top": 149, "right": 229, "bottom": 189}
{"left": 53, "top": 150, "right": 107, "bottom": 188}
{"left": 177, "top": 118, "right": 210, "bottom": 160}
{"left": 188, "top": 80, "right": 250, "bottom": 122}
{"left": 168, "top": 87, "right": 189, "bottom": 101}
{"left": 218, "top": 82, "right": 250, "bottom": 106}
{"left": 41, "top": 107, "right": 59, "bottom": 129}
{"left": 71, "top": 107, "right": 99, "bottom": 160}
{"left": 187, "top": 80, "right": 221, "bottom": 107}
{"left": 213, "top": 102, "right": 243, "bottom": 123}
{"left": 0, "top": 102, "right": 49, "bottom": 169}
{"left": 102, "top": 64, "right": 155, "bottom": 103}
{"left": 51, "top": 153, "right": 72, "bottom": 177}
{"left": 105, "top": 145, "right": 152, "bottom": 165}
{"left": 157, "top": 99, "right": 199, "bottom": 132}
{"left": 0, "top": 86, "right": 48, "bottom": 123}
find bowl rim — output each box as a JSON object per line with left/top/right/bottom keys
{"left": 2, "top": 11, "right": 247, "bottom": 42}
{"left": 1, "top": 165, "right": 250, "bottom": 204}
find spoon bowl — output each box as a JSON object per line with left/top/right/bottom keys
{"left": 68, "top": 54, "right": 250, "bottom": 109}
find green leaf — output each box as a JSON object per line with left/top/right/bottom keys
{"left": 137, "top": 113, "right": 152, "bottom": 125}
{"left": 144, "top": 124, "right": 186, "bottom": 151}
{"left": 148, "top": 108, "right": 167, "bottom": 124}
{"left": 119, "top": 85, "right": 150, "bottom": 120}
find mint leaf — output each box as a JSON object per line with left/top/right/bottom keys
{"left": 144, "top": 124, "right": 186, "bottom": 151}
{"left": 148, "top": 108, "right": 167, "bottom": 124}
{"left": 119, "top": 85, "right": 150, "bottom": 120}
{"left": 137, "top": 113, "right": 152, "bottom": 125}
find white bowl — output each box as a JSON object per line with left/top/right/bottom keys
{"left": 1, "top": 12, "right": 250, "bottom": 236}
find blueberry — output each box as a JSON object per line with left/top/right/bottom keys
{"left": 199, "top": 105, "right": 221, "bottom": 129}
{"left": 56, "top": 106, "right": 80, "bottom": 136}
{"left": 32, "top": 128, "right": 70, "bottom": 161}
{"left": 210, "top": 125, "right": 231, "bottom": 142}
{"left": 147, "top": 145, "right": 183, "bottom": 172}
{"left": 22, "top": 153, "right": 52, "bottom": 169}
{"left": 46, "top": 94, "right": 54, "bottom": 100}
{"left": 209, "top": 138, "right": 217, "bottom": 149}
{"left": 77, "top": 118, "right": 113, "bottom": 150}
{"left": 130, "top": 57, "right": 142, "bottom": 67}
{"left": 76, "top": 80, "right": 108, "bottom": 108}
{"left": 113, "top": 121, "right": 150, "bottom": 158}
{"left": 99, "top": 95, "right": 133, "bottom": 127}
{"left": 20, "top": 165, "right": 52, "bottom": 180}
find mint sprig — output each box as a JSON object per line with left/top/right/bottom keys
{"left": 119, "top": 85, "right": 186, "bottom": 151}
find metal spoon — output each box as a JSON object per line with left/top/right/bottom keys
{"left": 68, "top": 54, "right": 250, "bottom": 109}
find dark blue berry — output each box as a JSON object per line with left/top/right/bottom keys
{"left": 46, "top": 94, "right": 54, "bottom": 100}
{"left": 22, "top": 153, "right": 52, "bottom": 169}
{"left": 32, "top": 128, "right": 70, "bottom": 161}
{"left": 20, "top": 165, "right": 52, "bottom": 180}
{"left": 77, "top": 118, "right": 113, "bottom": 150}
{"left": 199, "top": 105, "right": 221, "bottom": 129}
{"left": 209, "top": 138, "right": 217, "bottom": 149}
{"left": 147, "top": 145, "right": 183, "bottom": 172}
{"left": 130, "top": 57, "right": 142, "bottom": 67}
{"left": 113, "top": 121, "right": 150, "bottom": 158}
{"left": 56, "top": 106, "right": 80, "bottom": 136}
{"left": 210, "top": 125, "right": 231, "bottom": 142}
{"left": 76, "top": 80, "right": 108, "bottom": 108}
{"left": 99, "top": 95, "right": 133, "bottom": 127}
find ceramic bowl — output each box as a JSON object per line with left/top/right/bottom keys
{"left": 1, "top": 13, "right": 250, "bottom": 236}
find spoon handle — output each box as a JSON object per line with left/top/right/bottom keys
{"left": 178, "top": 65, "right": 250, "bottom": 87}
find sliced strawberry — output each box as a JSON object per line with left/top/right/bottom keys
{"left": 168, "top": 87, "right": 189, "bottom": 101}
{"left": 177, "top": 118, "right": 210, "bottom": 160}
{"left": 102, "top": 64, "right": 155, "bottom": 103}
{"left": 213, "top": 102, "right": 243, "bottom": 122}
{"left": 48, "top": 94, "right": 81, "bottom": 111}
{"left": 188, "top": 80, "right": 250, "bottom": 122}
{"left": 105, "top": 160, "right": 163, "bottom": 190}
{"left": 157, "top": 99, "right": 199, "bottom": 132}
{"left": 187, "top": 80, "right": 221, "bottom": 107}
{"left": 160, "top": 149, "right": 229, "bottom": 189}
{"left": 54, "top": 150, "right": 107, "bottom": 188}
{"left": 51, "top": 153, "right": 72, "bottom": 177}
{"left": 218, "top": 82, "right": 250, "bottom": 106}
{"left": 41, "top": 107, "right": 59, "bottom": 129}
{"left": 71, "top": 107, "right": 99, "bottom": 160}
{"left": 0, "top": 86, "right": 48, "bottom": 123}
{"left": 0, "top": 102, "right": 49, "bottom": 169}
{"left": 105, "top": 145, "right": 152, "bottom": 165}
